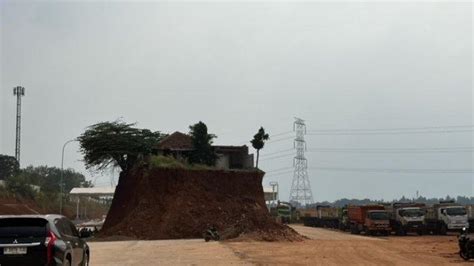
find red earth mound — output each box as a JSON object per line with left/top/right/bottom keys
{"left": 100, "top": 167, "right": 302, "bottom": 241}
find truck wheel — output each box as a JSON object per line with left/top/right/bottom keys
{"left": 350, "top": 225, "right": 359, "bottom": 235}
{"left": 460, "top": 250, "right": 470, "bottom": 261}
{"left": 397, "top": 228, "right": 405, "bottom": 236}
{"left": 417, "top": 230, "right": 423, "bottom": 236}
{"left": 440, "top": 225, "right": 447, "bottom": 235}
{"left": 350, "top": 226, "right": 356, "bottom": 234}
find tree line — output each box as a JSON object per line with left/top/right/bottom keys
{"left": 0, "top": 154, "right": 91, "bottom": 199}
{"left": 311, "top": 195, "right": 474, "bottom": 208}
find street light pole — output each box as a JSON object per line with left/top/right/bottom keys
{"left": 270, "top": 181, "right": 278, "bottom": 207}
{"left": 60, "top": 139, "right": 76, "bottom": 215}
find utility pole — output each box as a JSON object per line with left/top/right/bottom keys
{"left": 269, "top": 181, "right": 279, "bottom": 207}
{"left": 13, "top": 86, "right": 25, "bottom": 166}
{"left": 289, "top": 117, "right": 314, "bottom": 206}
{"left": 60, "top": 139, "right": 76, "bottom": 215}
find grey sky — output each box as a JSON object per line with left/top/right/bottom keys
{"left": 1, "top": 1, "right": 472, "bottom": 201}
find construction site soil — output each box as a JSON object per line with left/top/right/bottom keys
{"left": 0, "top": 198, "right": 41, "bottom": 215}
{"left": 100, "top": 167, "right": 302, "bottom": 241}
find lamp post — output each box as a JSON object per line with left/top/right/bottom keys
{"left": 60, "top": 139, "right": 76, "bottom": 215}
{"left": 269, "top": 181, "right": 278, "bottom": 207}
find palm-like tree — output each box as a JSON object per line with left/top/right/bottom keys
{"left": 251, "top": 127, "right": 269, "bottom": 169}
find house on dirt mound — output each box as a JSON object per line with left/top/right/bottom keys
{"left": 154, "top": 131, "right": 254, "bottom": 170}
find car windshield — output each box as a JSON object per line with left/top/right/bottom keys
{"left": 446, "top": 208, "right": 467, "bottom": 216}
{"left": 399, "top": 209, "right": 424, "bottom": 218}
{"left": 369, "top": 212, "right": 389, "bottom": 220}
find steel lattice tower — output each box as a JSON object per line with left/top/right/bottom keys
{"left": 289, "top": 117, "right": 314, "bottom": 206}
{"left": 13, "top": 86, "right": 25, "bottom": 166}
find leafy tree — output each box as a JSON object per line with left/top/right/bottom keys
{"left": 78, "top": 120, "right": 163, "bottom": 172}
{"left": 19, "top": 166, "right": 90, "bottom": 194}
{"left": 188, "top": 121, "right": 217, "bottom": 166}
{"left": 5, "top": 174, "right": 36, "bottom": 199}
{"left": 250, "top": 127, "right": 269, "bottom": 168}
{"left": 0, "top": 155, "right": 19, "bottom": 180}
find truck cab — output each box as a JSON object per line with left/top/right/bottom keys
{"left": 393, "top": 206, "right": 425, "bottom": 235}
{"left": 276, "top": 201, "right": 293, "bottom": 224}
{"left": 439, "top": 206, "right": 469, "bottom": 232}
{"left": 365, "top": 210, "right": 391, "bottom": 235}
{"left": 348, "top": 205, "right": 391, "bottom": 236}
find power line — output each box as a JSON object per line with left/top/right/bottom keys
{"left": 269, "top": 131, "right": 293, "bottom": 138}
{"left": 307, "top": 147, "right": 474, "bottom": 153}
{"left": 309, "top": 147, "right": 474, "bottom": 151}
{"left": 307, "top": 125, "right": 474, "bottom": 132}
{"left": 265, "top": 167, "right": 473, "bottom": 174}
{"left": 261, "top": 148, "right": 294, "bottom": 157}
{"left": 309, "top": 167, "right": 473, "bottom": 174}
{"left": 238, "top": 131, "right": 293, "bottom": 145}
{"left": 260, "top": 152, "right": 295, "bottom": 161}
{"left": 265, "top": 170, "right": 294, "bottom": 177}
{"left": 266, "top": 166, "right": 294, "bottom": 173}
{"left": 266, "top": 136, "right": 294, "bottom": 144}
{"left": 260, "top": 147, "right": 474, "bottom": 159}
{"left": 306, "top": 129, "right": 474, "bottom": 136}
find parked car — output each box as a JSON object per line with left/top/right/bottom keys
{"left": 0, "top": 214, "right": 89, "bottom": 266}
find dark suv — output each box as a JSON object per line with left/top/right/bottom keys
{"left": 0, "top": 215, "right": 89, "bottom": 266}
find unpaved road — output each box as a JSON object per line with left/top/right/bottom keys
{"left": 90, "top": 225, "right": 467, "bottom": 265}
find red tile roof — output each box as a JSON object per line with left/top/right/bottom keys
{"left": 156, "top": 131, "right": 193, "bottom": 150}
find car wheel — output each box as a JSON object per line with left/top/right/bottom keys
{"left": 64, "top": 258, "right": 71, "bottom": 266}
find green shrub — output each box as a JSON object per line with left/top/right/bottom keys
{"left": 147, "top": 155, "right": 216, "bottom": 171}
{"left": 148, "top": 155, "right": 187, "bottom": 169}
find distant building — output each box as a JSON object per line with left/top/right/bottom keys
{"left": 154, "top": 131, "right": 254, "bottom": 170}
{"left": 154, "top": 131, "right": 194, "bottom": 160}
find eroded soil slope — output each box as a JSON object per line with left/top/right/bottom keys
{"left": 101, "top": 167, "right": 301, "bottom": 241}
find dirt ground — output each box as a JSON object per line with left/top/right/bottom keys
{"left": 89, "top": 225, "right": 468, "bottom": 265}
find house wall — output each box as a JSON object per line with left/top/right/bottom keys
{"left": 215, "top": 154, "right": 230, "bottom": 169}
{"left": 244, "top": 154, "right": 254, "bottom": 169}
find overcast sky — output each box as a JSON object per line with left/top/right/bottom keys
{"left": 1, "top": 1, "right": 472, "bottom": 201}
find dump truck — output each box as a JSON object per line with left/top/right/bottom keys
{"left": 336, "top": 206, "right": 350, "bottom": 231}
{"left": 301, "top": 205, "right": 341, "bottom": 228}
{"left": 467, "top": 205, "right": 474, "bottom": 232}
{"left": 300, "top": 208, "right": 318, "bottom": 227}
{"left": 315, "top": 205, "right": 339, "bottom": 228}
{"left": 425, "top": 200, "right": 469, "bottom": 234}
{"left": 276, "top": 201, "right": 293, "bottom": 224}
{"left": 348, "top": 205, "right": 391, "bottom": 235}
{"left": 387, "top": 202, "right": 426, "bottom": 235}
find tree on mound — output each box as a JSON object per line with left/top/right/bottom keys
{"left": 78, "top": 120, "right": 164, "bottom": 172}
{"left": 251, "top": 127, "right": 269, "bottom": 169}
{"left": 187, "top": 121, "right": 217, "bottom": 166}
